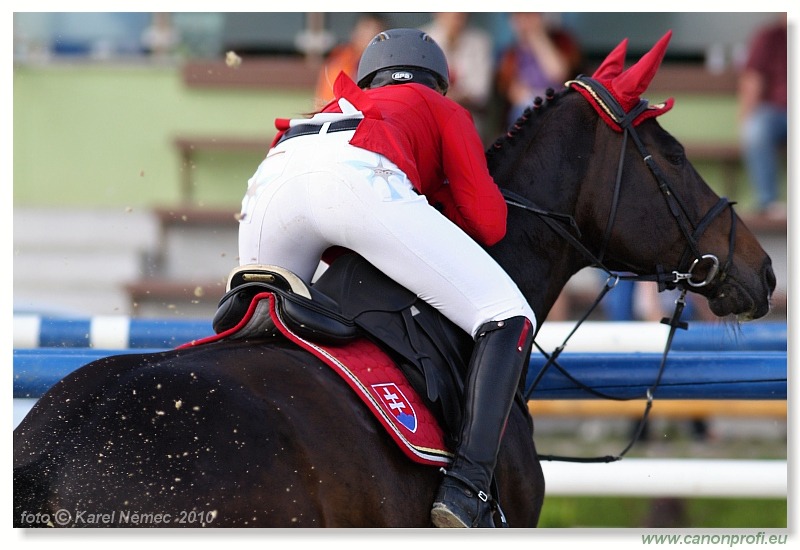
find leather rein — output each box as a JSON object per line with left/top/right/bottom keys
{"left": 505, "top": 78, "right": 739, "bottom": 463}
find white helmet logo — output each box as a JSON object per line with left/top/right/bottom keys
{"left": 392, "top": 71, "right": 414, "bottom": 82}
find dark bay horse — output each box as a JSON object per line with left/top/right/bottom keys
{"left": 14, "top": 33, "right": 774, "bottom": 528}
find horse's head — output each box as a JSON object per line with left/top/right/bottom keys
{"left": 488, "top": 31, "right": 775, "bottom": 322}
{"left": 572, "top": 31, "right": 775, "bottom": 320}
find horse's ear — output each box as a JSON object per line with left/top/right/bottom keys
{"left": 612, "top": 30, "right": 673, "bottom": 100}
{"left": 592, "top": 37, "right": 628, "bottom": 80}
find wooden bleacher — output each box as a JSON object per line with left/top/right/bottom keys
{"left": 124, "top": 207, "right": 238, "bottom": 318}
{"left": 173, "top": 136, "right": 272, "bottom": 204}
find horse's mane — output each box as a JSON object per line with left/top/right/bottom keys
{"left": 485, "top": 87, "right": 566, "bottom": 159}
{"left": 484, "top": 86, "right": 581, "bottom": 195}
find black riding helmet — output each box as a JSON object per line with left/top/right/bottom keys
{"left": 356, "top": 28, "right": 450, "bottom": 94}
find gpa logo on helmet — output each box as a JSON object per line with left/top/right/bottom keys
{"left": 391, "top": 71, "right": 414, "bottom": 82}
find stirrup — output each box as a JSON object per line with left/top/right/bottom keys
{"left": 439, "top": 468, "right": 491, "bottom": 503}
{"left": 432, "top": 468, "right": 502, "bottom": 528}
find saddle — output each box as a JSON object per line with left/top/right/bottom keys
{"left": 213, "top": 252, "right": 475, "bottom": 444}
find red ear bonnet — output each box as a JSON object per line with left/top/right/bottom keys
{"left": 570, "top": 30, "right": 675, "bottom": 131}
{"left": 592, "top": 37, "right": 629, "bottom": 81}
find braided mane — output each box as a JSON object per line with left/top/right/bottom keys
{"left": 485, "top": 87, "right": 561, "bottom": 158}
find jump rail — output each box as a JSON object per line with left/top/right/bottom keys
{"left": 528, "top": 398, "right": 786, "bottom": 418}
{"left": 13, "top": 316, "right": 787, "bottom": 352}
{"left": 13, "top": 315, "right": 212, "bottom": 349}
{"left": 541, "top": 458, "right": 786, "bottom": 498}
{"left": 13, "top": 348, "right": 787, "bottom": 400}
{"left": 526, "top": 351, "right": 786, "bottom": 400}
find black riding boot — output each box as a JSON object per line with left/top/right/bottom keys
{"left": 430, "top": 316, "right": 534, "bottom": 528}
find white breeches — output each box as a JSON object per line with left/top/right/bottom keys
{"left": 238, "top": 130, "right": 536, "bottom": 338}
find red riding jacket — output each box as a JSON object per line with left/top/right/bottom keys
{"left": 272, "top": 72, "right": 507, "bottom": 246}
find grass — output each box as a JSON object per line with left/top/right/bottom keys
{"left": 538, "top": 496, "right": 787, "bottom": 528}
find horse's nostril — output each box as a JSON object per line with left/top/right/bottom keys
{"left": 764, "top": 261, "right": 777, "bottom": 294}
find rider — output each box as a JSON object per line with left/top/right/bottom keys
{"left": 238, "top": 28, "right": 536, "bottom": 528}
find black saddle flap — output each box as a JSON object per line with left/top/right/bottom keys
{"left": 314, "top": 253, "right": 419, "bottom": 316}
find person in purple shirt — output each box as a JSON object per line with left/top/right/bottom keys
{"left": 495, "top": 13, "right": 582, "bottom": 126}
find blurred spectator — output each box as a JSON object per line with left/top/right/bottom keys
{"left": 737, "top": 13, "right": 787, "bottom": 218}
{"left": 603, "top": 280, "right": 664, "bottom": 323}
{"left": 313, "top": 13, "right": 387, "bottom": 109}
{"left": 141, "top": 13, "right": 179, "bottom": 58}
{"left": 422, "top": 13, "right": 494, "bottom": 142}
{"left": 495, "top": 12, "right": 582, "bottom": 127}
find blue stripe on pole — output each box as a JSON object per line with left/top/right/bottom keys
{"left": 125, "top": 319, "right": 212, "bottom": 348}
{"left": 525, "top": 351, "right": 787, "bottom": 400}
{"left": 17, "top": 317, "right": 213, "bottom": 348}
{"left": 39, "top": 318, "right": 92, "bottom": 347}
{"left": 13, "top": 348, "right": 169, "bottom": 398}
{"left": 13, "top": 348, "right": 787, "bottom": 400}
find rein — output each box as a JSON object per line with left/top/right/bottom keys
{"left": 506, "top": 80, "right": 739, "bottom": 463}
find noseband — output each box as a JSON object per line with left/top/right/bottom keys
{"left": 568, "top": 75, "right": 737, "bottom": 291}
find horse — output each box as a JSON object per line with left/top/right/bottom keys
{"left": 14, "top": 32, "right": 774, "bottom": 528}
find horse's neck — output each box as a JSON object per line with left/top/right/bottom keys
{"left": 486, "top": 93, "right": 591, "bottom": 324}
{"left": 490, "top": 208, "right": 583, "bottom": 326}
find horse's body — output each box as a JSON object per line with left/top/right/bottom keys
{"left": 14, "top": 35, "right": 775, "bottom": 527}
{"left": 14, "top": 340, "right": 541, "bottom": 527}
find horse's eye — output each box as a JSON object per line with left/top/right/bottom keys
{"left": 666, "top": 152, "right": 685, "bottom": 166}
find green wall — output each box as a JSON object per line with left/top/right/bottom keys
{"left": 13, "top": 64, "right": 313, "bottom": 208}
{"left": 14, "top": 63, "right": 774, "bottom": 210}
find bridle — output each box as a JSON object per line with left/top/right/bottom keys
{"left": 577, "top": 75, "right": 738, "bottom": 291}
{"left": 507, "top": 76, "right": 738, "bottom": 292}
{"left": 505, "top": 79, "right": 740, "bottom": 463}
